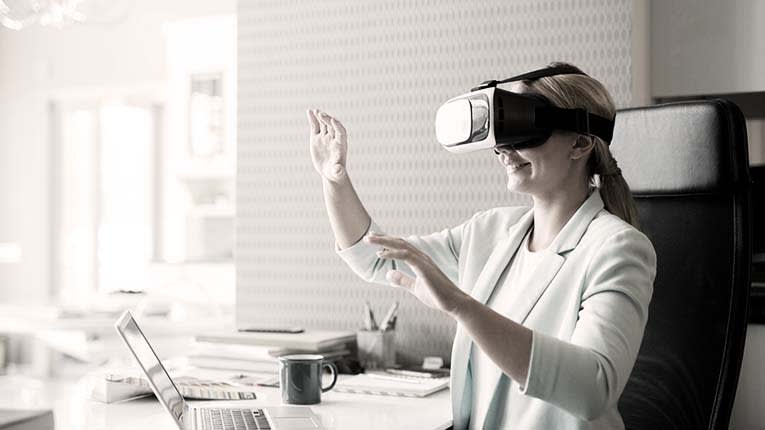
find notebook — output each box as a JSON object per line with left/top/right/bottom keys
{"left": 334, "top": 372, "right": 449, "bottom": 397}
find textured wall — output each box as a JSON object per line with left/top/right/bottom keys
{"left": 237, "top": 0, "right": 633, "bottom": 364}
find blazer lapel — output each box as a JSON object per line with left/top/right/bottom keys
{"left": 504, "top": 249, "right": 565, "bottom": 324}
{"left": 471, "top": 209, "right": 534, "bottom": 306}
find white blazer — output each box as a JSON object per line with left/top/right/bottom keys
{"left": 335, "top": 188, "right": 657, "bottom": 429}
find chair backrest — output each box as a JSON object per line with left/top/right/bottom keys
{"left": 612, "top": 99, "right": 752, "bottom": 429}
{"left": 751, "top": 165, "right": 765, "bottom": 257}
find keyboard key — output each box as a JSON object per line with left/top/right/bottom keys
{"left": 244, "top": 410, "right": 257, "bottom": 428}
{"left": 232, "top": 410, "right": 245, "bottom": 428}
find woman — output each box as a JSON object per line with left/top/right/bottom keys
{"left": 306, "top": 62, "right": 657, "bottom": 429}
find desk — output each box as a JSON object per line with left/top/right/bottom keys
{"left": 0, "top": 374, "right": 453, "bottom": 430}
{"left": 0, "top": 304, "right": 233, "bottom": 376}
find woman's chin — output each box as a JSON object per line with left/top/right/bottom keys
{"left": 506, "top": 179, "right": 528, "bottom": 193}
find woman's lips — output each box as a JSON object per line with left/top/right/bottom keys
{"left": 506, "top": 162, "right": 530, "bottom": 172}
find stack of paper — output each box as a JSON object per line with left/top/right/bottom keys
{"left": 186, "top": 343, "right": 283, "bottom": 373}
{"left": 187, "top": 330, "right": 356, "bottom": 373}
{"left": 194, "top": 330, "right": 356, "bottom": 350}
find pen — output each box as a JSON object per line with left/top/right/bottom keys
{"left": 364, "top": 301, "right": 378, "bottom": 331}
{"left": 379, "top": 302, "right": 399, "bottom": 332}
{"left": 387, "top": 315, "right": 397, "bottom": 330}
{"left": 238, "top": 326, "right": 304, "bottom": 334}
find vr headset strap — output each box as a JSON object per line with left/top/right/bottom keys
{"left": 500, "top": 64, "right": 587, "bottom": 84}
{"left": 471, "top": 65, "right": 587, "bottom": 91}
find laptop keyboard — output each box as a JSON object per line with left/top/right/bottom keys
{"left": 200, "top": 408, "right": 270, "bottom": 430}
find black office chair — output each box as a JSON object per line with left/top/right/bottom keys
{"left": 613, "top": 100, "right": 752, "bottom": 429}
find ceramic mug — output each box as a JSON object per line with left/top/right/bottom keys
{"left": 278, "top": 354, "right": 338, "bottom": 405}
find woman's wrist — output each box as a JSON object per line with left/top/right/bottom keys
{"left": 322, "top": 175, "right": 351, "bottom": 197}
{"left": 447, "top": 289, "right": 478, "bottom": 320}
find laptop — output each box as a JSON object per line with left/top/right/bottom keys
{"left": 115, "top": 310, "right": 324, "bottom": 430}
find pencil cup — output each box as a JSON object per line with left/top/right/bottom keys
{"left": 356, "top": 329, "right": 396, "bottom": 370}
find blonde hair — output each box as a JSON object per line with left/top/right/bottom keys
{"left": 523, "top": 62, "right": 641, "bottom": 230}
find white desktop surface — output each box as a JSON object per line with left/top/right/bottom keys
{"left": 0, "top": 374, "right": 453, "bottom": 430}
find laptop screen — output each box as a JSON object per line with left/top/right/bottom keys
{"left": 115, "top": 311, "right": 185, "bottom": 429}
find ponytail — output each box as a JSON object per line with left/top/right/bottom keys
{"left": 588, "top": 138, "right": 641, "bottom": 229}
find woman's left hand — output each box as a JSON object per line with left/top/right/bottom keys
{"left": 363, "top": 233, "right": 470, "bottom": 318}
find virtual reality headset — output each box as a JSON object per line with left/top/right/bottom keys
{"left": 435, "top": 64, "right": 615, "bottom": 153}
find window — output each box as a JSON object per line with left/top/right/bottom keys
{"left": 50, "top": 15, "right": 236, "bottom": 307}
{"left": 52, "top": 100, "right": 159, "bottom": 301}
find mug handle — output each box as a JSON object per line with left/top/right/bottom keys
{"left": 321, "top": 361, "right": 338, "bottom": 392}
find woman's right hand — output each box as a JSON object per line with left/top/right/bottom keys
{"left": 307, "top": 109, "right": 348, "bottom": 183}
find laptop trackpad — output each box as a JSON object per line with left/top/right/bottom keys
{"left": 270, "top": 417, "right": 319, "bottom": 429}
{"left": 265, "top": 407, "right": 320, "bottom": 430}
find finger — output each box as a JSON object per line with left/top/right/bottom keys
{"left": 319, "top": 111, "right": 334, "bottom": 134}
{"left": 306, "top": 109, "right": 319, "bottom": 134}
{"left": 315, "top": 110, "right": 328, "bottom": 134}
{"left": 319, "top": 112, "right": 334, "bottom": 138}
{"left": 363, "top": 233, "right": 395, "bottom": 244}
{"left": 386, "top": 270, "right": 415, "bottom": 289}
{"left": 376, "top": 247, "right": 416, "bottom": 264}
{"left": 364, "top": 234, "right": 411, "bottom": 250}
{"left": 331, "top": 118, "right": 346, "bottom": 140}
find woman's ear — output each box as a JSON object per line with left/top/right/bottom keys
{"left": 570, "top": 135, "right": 595, "bottom": 160}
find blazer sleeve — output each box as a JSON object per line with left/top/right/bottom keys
{"left": 334, "top": 212, "right": 481, "bottom": 289}
{"left": 518, "top": 228, "right": 657, "bottom": 421}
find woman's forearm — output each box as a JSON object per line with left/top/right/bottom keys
{"left": 453, "top": 295, "right": 533, "bottom": 387}
{"left": 322, "top": 176, "right": 372, "bottom": 250}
